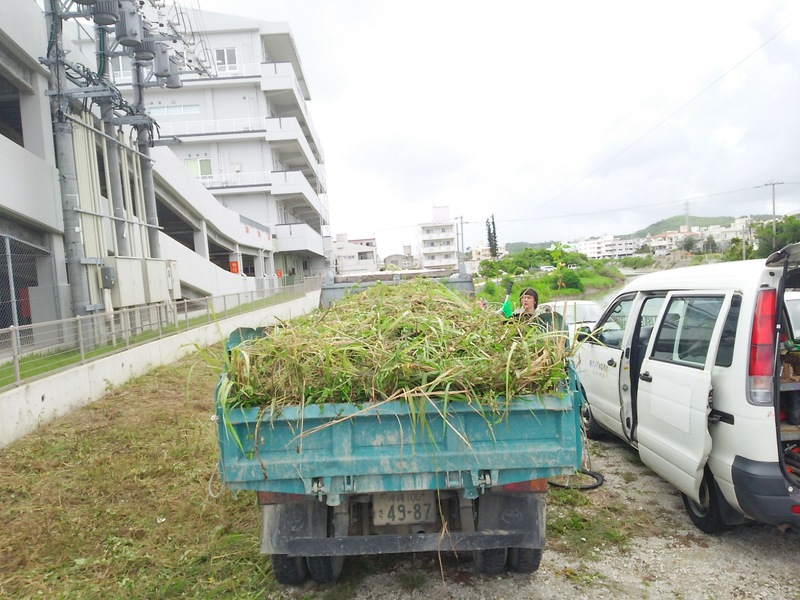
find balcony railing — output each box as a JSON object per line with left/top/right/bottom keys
{"left": 199, "top": 170, "right": 271, "bottom": 189}
{"left": 156, "top": 117, "right": 265, "bottom": 137}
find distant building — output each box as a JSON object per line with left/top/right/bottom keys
{"left": 569, "top": 236, "right": 640, "bottom": 259}
{"left": 384, "top": 245, "right": 418, "bottom": 270}
{"left": 418, "top": 206, "right": 458, "bottom": 270}
{"left": 471, "top": 241, "right": 508, "bottom": 262}
{"left": 332, "top": 234, "right": 378, "bottom": 274}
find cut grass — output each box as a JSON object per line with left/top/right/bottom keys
{"left": 0, "top": 350, "right": 280, "bottom": 599}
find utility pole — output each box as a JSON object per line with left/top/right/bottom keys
{"left": 131, "top": 59, "right": 161, "bottom": 258}
{"left": 760, "top": 181, "right": 784, "bottom": 249}
{"left": 46, "top": 2, "right": 93, "bottom": 317}
{"left": 96, "top": 23, "right": 131, "bottom": 257}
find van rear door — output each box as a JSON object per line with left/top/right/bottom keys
{"left": 635, "top": 292, "right": 733, "bottom": 504}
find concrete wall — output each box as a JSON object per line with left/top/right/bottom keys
{"left": 0, "top": 290, "right": 321, "bottom": 449}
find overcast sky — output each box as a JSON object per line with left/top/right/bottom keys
{"left": 196, "top": 0, "right": 800, "bottom": 256}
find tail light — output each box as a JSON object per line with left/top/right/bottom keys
{"left": 749, "top": 289, "right": 776, "bottom": 406}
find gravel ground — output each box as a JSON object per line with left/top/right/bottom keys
{"left": 273, "top": 437, "right": 800, "bottom": 600}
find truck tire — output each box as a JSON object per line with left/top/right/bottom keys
{"left": 270, "top": 554, "right": 308, "bottom": 585}
{"left": 473, "top": 548, "right": 507, "bottom": 575}
{"left": 507, "top": 547, "right": 542, "bottom": 573}
{"left": 307, "top": 555, "right": 345, "bottom": 583}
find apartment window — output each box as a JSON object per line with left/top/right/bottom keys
{"left": 215, "top": 48, "right": 238, "bottom": 73}
{"left": 184, "top": 157, "right": 212, "bottom": 181}
{"left": 110, "top": 55, "right": 131, "bottom": 81}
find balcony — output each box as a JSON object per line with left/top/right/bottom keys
{"left": 420, "top": 230, "right": 456, "bottom": 242}
{"left": 273, "top": 223, "right": 324, "bottom": 256}
{"left": 155, "top": 116, "right": 266, "bottom": 138}
{"left": 422, "top": 258, "right": 458, "bottom": 269}
{"left": 265, "top": 117, "right": 326, "bottom": 190}
{"left": 271, "top": 171, "right": 329, "bottom": 225}
{"left": 421, "top": 244, "right": 458, "bottom": 254}
{"left": 199, "top": 170, "right": 271, "bottom": 191}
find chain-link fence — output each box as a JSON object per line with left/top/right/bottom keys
{"left": 0, "top": 235, "right": 52, "bottom": 331}
{"left": 0, "top": 276, "right": 322, "bottom": 391}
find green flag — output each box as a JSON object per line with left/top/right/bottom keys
{"left": 501, "top": 295, "right": 514, "bottom": 318}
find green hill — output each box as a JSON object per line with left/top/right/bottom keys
{"left": 505, "top": 214, "right": 775, "bottom": 250}
{"left": 622, "top": 214, "right": 773, "bottom": 239}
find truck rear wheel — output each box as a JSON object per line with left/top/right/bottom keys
{"left": 473, "top": 548, "right": 507, "bottom": 575}
{"left": 507, "top": 547, "right": 542, "bottom": 573}
{"left": 270, "top": 554, "right": 308, "bottom": 585}
{"left": 307, "top": 555, "right": 344, "bottom": 583}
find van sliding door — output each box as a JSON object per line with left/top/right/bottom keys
{"left": 636, "top": 292, "right": 733, "bottom": 504}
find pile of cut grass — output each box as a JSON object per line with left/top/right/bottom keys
{"left": 224, "top": 278, "right": 568, "bottom": 411}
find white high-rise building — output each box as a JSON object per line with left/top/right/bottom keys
{"left": 418, "top": 206, "right": 458, "bottom": 270}
{"left": 110, "top": 9, "right": 330, "bottom": 282}
{"left": 0, "top": 1, "right": 330, "bottom": 331}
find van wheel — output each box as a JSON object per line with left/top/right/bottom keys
{"left": 682, "top": 470, "right": 725, "bottom": 533}
{"left": 580, "top": 392, "right": 605, "bottom": 439}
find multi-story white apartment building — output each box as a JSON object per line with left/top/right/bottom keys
{"left": 0, "top": 1, "right": 328, "bottom": 332}
{"left": 418, "top": 206, "right": 458, "bottom": 270}
{"left": 110, "top": 8, "right": 330, "bottom": 283}
{"left": 331, "top": 235, "right": 378, "bottom": 274}
{"left": 568, "top": 235, "right": 640, "bottom": 260}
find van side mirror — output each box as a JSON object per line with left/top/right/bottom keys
{"left": 576, "top": 326, "right": 591, "bottom": 341}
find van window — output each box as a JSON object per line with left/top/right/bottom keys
{"left": 714, "top": 295, "right": 741, "bottom": 367}
{"left": 651, "top": 296, "right": 725, "bottom": 368}
{"left": 592, "top": 296, "right": 635, "bottom": 349}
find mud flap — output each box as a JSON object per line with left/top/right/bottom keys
{"left": 261, "top": 502, "right": 328, "bottom": 555}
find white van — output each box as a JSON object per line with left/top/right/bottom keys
{"left": 575, "top": 245, "right": 800, "bottom": 533}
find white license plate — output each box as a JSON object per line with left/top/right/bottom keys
{"left": 372, "top": 491, "right": 437, "bottom": 526}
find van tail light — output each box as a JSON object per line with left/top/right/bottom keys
{"left": 499, "top": 478, "right": 548, "bottom": 493}
{"left": 749, "top": 289, "right": 776, "bottom": 406}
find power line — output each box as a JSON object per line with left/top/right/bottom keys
{"left": 525, "top": 18, "right": 797, "bottom": 216}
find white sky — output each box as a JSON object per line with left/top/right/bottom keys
{"left": 196, "top": 0, "right": 800, "bottom": 256}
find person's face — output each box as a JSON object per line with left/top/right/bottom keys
{"left": 521, "top": 294, "right": 537, "bottom": 313}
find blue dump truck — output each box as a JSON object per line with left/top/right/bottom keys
{"left": 216, "top": 332, "right": 583, "bottom": 585}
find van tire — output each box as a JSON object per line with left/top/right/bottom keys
{"left": 580, "top": 392, "right": 605, "bottom": 439}
{"left": 681, "top": 469, "right": 725, "bottom": 534}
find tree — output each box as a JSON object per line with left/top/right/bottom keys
{"left": 681, "top": 237, "right": 697, "bottom": 253}
{"left": 702, "top": 236, "right": 718, "bottom": 254}
{"left": 478, "top": 259, "right": 499, "bottom": 278}
{"left": 552, "top": 268, "right": 584, "bottom": 292}
{"left": 721, "top": 237, "right": 755, "bottom": 262}
{"left": 752, "top": 216, "right": 800, "bottom": 258}
{"left": 486, "top": 215, "right": 498, "bottom": 259}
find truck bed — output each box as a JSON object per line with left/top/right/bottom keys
{"left": 216, "top": 372, "right": 582, "bottom": 504}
